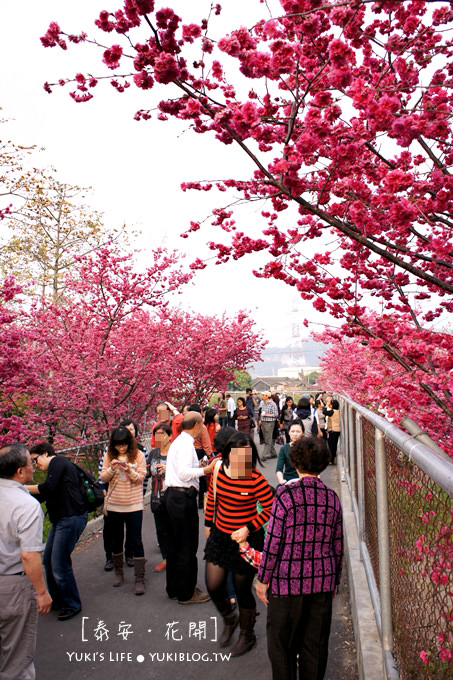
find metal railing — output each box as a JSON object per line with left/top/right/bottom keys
{"left": 60, "top": 433, "right": 153, "bottom": 469}
{"left": 340, "top": 394, "right": 453, "bottom": 680}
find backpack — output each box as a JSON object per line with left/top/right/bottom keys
{"left": 73, "top": 463, "right": 105, "bottom": 512}
{"left": 301, "top": 414, "right": 318, "bottom": 437}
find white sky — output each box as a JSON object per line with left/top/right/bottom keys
{"left": 0, "top": 0, "right": 332, "bottom": 350}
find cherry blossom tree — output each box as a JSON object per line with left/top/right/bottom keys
{"left": 0, "top": 278, "right": 42, "bottom": 441}
{"left": 163, "top": 308, "right": 265, "bottom": 405}
{"left": 40, "top": 0, "right": 453, "bottom": 430}
{"left": 314, "top": 316, "right": 453, "bottom": 454}
{"left": 15, "top": 246, "right": 192, "bottom": 442}
{"left": 0, "top": 247, "right": 263, "bottom": 444}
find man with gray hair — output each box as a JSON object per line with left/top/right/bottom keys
{"left": 0, "top": 443, "right": 52, "bottom": 680}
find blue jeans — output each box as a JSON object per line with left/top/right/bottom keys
{"left": 43, "top": 513, "right": 88, "bottom": 612}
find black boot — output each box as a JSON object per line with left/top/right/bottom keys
{"left": 230, "top": 608, "right": 256, "bottom": 657}
{"left": 215, "top": 599, "right": 239, "bottom": 647}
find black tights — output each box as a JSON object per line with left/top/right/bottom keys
{"left": 205, "top": 561, "right": 256, "bottom": 609}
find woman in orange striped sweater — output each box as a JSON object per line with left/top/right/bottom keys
{"left": 100, "top": 426, "right": 147, "bottom": 595}
{"left": 204, "top": 432, "right": 274, "bottom": 657}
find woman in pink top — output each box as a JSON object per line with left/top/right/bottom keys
{"left": 100, "top": 426, "right": 147, "bottom": 595}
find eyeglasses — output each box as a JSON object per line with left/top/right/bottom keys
{"left": 31, "top": 457, "right": 39, "bottom": 467}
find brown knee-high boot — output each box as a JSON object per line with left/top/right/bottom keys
{"left": 230, "top": 608, "right": 257, "bottom": 657}
{"left": 215, "top": 600, "right": 239, "bottom": 647}
{"left": 134, "top": 558, "right": 146, "bottom": 595}
{"left": 112, "top": 553, "right": 124, "bottom": 587}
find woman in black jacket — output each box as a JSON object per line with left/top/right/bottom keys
{"left": 294, "top": 397, "right": 318, "bottom": 438}
{"left": 279, "top": 396, "right": 294, "bottom": 443}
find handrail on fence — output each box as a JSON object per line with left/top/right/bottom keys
{"left": 339, "top": 393, "right": 453, "bottom": 680}
{"left": 57, "top": 433, "right": 153, "bottom": 483}
{"left": 341, "top": 395, "right": 453, "bottom": 497}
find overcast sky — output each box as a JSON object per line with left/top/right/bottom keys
{"left": 0, "top": 0, "right": 333, "bottom": 353}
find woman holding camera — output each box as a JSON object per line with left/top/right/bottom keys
{"left": 100, "top": 426, "right": 147, "bottom": 594}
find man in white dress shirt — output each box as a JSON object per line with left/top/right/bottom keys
{"left": 164, "top": 412, "right": 216, "bottom": 604}
{"left": 227, "top": 393, "right": 236, "bottom": 427}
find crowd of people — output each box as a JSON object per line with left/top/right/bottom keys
{"left": 0, "top": 389, "right": 343, "bottom": 680}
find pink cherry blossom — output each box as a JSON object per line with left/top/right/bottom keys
{"left": 102, "top": 44, "right": 123, "bottom": 69}
{"left": 420, "top": 651, "right": 429, "bottom": 665}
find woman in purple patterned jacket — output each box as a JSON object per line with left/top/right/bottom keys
{"left": 255, "top": 436, "right": 343, "bottom": 680}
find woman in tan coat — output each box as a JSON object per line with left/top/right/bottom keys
{"left": 325, "top": 398, "right": 341, "bottom": 464}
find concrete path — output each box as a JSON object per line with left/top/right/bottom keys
{"left": 35, "top": 452, "right": 359, "bottom": 680}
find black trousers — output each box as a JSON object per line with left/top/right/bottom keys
{"left": 107, "top": 510, "right": 144, "bottom": 558}
{"left": 164, "top": 487, "right": 199, "bottom": 601}
{"left": 267, "top": 591, "right": 333, "bottom": 680}
{"left": 195, "top": 449, "right": 207, "bottom": 508}
{"left": 151, "top": 501, "right": 169, "bottom": 559}
{"left": 328, "top": 432, "right": 341, "bottom": 462}
{"left": 103, "top": 512, "right": 134, "bottom": 560}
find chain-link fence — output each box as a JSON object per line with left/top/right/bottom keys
{"left": 60, "top": 433, "right": 153, "bottom": 468}
{"left": 340, "top": 395, "right": 453, "bottom": 680}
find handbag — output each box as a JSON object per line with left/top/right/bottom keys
{"left": 103, "top": 470, "right": 120, "bottom": 516}
{"left": 150, "top": 451, "right": 164, "bottom": 512}
{"left": 151, "top": 493, "right": 163, "bottom": 512}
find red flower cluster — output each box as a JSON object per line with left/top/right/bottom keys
{"left": 41, "top": 22, "right": 67, "bottom": 49}
{"left": 102, "top": 44, "right": 123, "bottom": 69}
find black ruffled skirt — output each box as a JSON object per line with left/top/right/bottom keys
{"left": 204, "top": 525, "right": 265, "bottom": 575}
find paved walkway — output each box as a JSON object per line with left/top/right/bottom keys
{"left": 35, "top": 446, "right": 358, "bottom": 680}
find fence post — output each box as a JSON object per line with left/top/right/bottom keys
{"left": 340, "top": 398, "right": 347, "bottom": 473}
{"left": 375, "top": 430, "right": 399, "bottom": 680}
{"left": 349, "top": 402, "right": 356, "bottom": 502}
{"left": 356, "top": 412, "right": 365, "bottom": 542}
